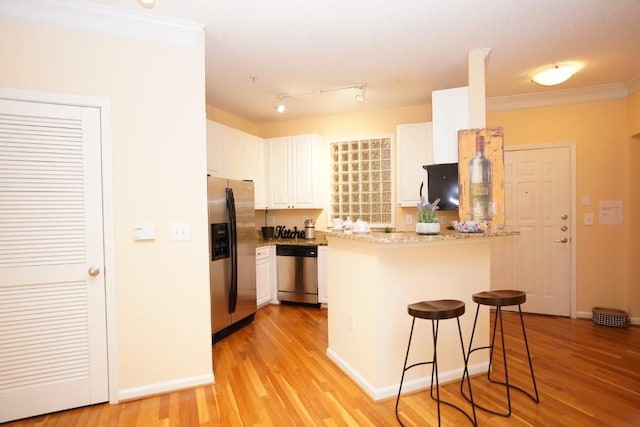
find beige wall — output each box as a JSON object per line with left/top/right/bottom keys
{"left": 628, "top": 91, "right": 640, "bottom": 319}
{"left": 0, "top": 16, "right": 213, "bottom": 395}
{"left": 257, "top": 104, "right": 432, "bottom": 139}
{"left": 488, "top": 100, "right": 631, "bottom": 316}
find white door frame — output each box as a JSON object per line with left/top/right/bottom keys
{"left": 504, "top": 142, "right": 577, "bottom": 318}
{"left": 0, "top": 88, "right": 119, "bottom": 402}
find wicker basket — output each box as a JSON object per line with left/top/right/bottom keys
{"left": 592, "top": 307, "right": 629, "bottom": 328}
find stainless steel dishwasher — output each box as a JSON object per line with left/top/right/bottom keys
{"left": 276, "top": 245, "right": 319, "bottom": 305}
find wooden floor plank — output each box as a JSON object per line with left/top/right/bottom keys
{"left": 4, "top": 304, "right": 640, "bottom": 426}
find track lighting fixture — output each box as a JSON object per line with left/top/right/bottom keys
{"left": 274, "top": 83, "right": 367, "bottom": 114}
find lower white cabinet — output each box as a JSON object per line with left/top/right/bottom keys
{"left": 318, "top": 246, "right": 328, "bottom": 305}
{"left": 256, "top": 246, "right": 272, "bottom": 307}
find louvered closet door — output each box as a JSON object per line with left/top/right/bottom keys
{"left": 0, "top": 98, "right": 108, "bottom": 423}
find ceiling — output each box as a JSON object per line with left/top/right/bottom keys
{"left": 87, "top": 0, "right": 640, "bottom": 124}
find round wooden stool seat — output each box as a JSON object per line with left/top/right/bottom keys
{"left": 472, "top": 290, "right": 526, "bottom": 307}
{"left": 408, "top": 299, "right": 465, "bottom": 320}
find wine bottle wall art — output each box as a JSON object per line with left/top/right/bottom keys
{"left": 457, "top": 128, "right": 505, "bottom": 229}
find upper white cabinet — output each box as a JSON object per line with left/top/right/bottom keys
{"left": 206, "top": 120, "right": 226, "bottom": 177}
{"left": 431, "top": 86, "right": 470, "bottom": 164}
{"left": 266, "top": 134, "right": 325, "bottom": 209}
{"left": 206, "top": 120, "right": 266, "bottom": 209}
{"left": 396, "top": 122, "right": 433, "bottom": 207}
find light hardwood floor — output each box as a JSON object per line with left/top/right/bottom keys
{"left": 5, "top": 304, "right": 640, "bottom": 426}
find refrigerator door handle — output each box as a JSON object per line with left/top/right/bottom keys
{"left": 225, "top": 187, "right": 238, "bottom": 314}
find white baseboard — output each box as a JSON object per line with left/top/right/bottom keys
{"left": 326, "top": 347, "right": 488, "bottom": 401}
{"left": 116, "top": 373, "right": 214, "bottom": 403}
{"left": 577, "top": 311, "right": 639, "bottom": 325}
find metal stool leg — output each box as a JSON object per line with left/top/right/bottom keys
{"left": 456, "top": 317, "right": 478, "bottom": 426}
{"left": 461, "top": 303, "right": 539, "bottom": 417}
{"left": 517, "top": 305, "right": 540, "bottom": 402}
{"left": 395, "top": 317, "right": 417, "bottom": 425}
{"left": 397, "top": 316, "right": 477, "bottom": 426}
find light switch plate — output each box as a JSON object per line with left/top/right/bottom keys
{"left": 170, "top": 222, "right": 190, "bottom": 241}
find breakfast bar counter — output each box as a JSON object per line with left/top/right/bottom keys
{"left": 324, "top": 229, "right": 518, "bottom": 401}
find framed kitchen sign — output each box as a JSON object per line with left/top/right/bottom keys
{"left": 457, "top": 127, "right": 505, "bottom": 229}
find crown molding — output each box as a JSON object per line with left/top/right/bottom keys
{"left": 487, "top": 83, "right": 630, "bottom": 112}
{"left": 0, "top": 0, "right": 204, "bottom": 45}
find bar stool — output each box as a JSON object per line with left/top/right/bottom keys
{"left": 460, "top": 290, "right": 539, "bottom": 417}
{"left": 395, "top": 300, "right": 477, "bottom": 426}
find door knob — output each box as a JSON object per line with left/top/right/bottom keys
{"left": 555, "top": 237, "right": 568, "bottom": 243}
{"left": 560, "top": 214, "right": 568, "bottom": 220}
{"left": 88, "top": 267, "right": 101, "bottom": 277}
{"left": 560, "top": 225, "right": 568, "bottom": 231}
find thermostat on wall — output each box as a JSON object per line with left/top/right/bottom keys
{"left": 133, "top": 224, "right": 156, "bottom": 241}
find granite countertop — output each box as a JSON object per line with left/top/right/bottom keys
{"left": 324, "top": 229, "right": 518, "bottom": 245}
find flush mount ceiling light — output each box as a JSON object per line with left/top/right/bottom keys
{"left": 137, "top": 0, "right": 156, "bottom": 9}
{"left": 532, "top": 63, "right": 579, "bottom": 86}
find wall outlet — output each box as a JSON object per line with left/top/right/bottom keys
{"left": 405, "top": 215, "right": 413, "bottom": 225}
{"left": 348, "top": 312, "right": 356, "bottom": 332}
{"left": 267, "top": 215, "right": 275, "bottom": 226}
{"left": 584, "top": 213, "right": 594, "bottom": 226}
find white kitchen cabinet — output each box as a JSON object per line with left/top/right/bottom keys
{"left": 206, "top": 120, "right": 266, "bottom": 209}
{"left": 256, "top": 246, "right": 272, "bottom": 307}
{"left": 206, "top": 120, "right": 227, "bottom": 177}
{"left": 431, "top": 86, "right": 470, "bottom": 164}
{"left": 396, "top": 122, "right": 433, "bottom": 207}
{"left": 318, "top": 245, "right": 328, "bottom": 305}
{"left": 266, "top": 134, "right": 325, "bottom": 209}
{"left": 244, "top": 132, "right": 266, "bottom": 209}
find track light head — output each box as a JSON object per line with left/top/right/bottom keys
{"left": 355, "top": 87, "right": 366, "bottom": 103}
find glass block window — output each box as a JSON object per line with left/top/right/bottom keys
{"left": 329, "top": 136, "right": 394, "bottom": 226}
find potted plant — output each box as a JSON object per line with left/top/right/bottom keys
{"left": 416, "top": 197, "right": 441, "bottom": 235}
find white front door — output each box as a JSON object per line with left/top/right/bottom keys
{"left": 496, "top": 145, "right": 573, "bottom": 316}
{"left": 0, "top": 98, "right": 108, "bottom": 422}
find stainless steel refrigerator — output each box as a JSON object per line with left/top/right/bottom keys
{"left": 208, "top": 176, "right": 256, "bottom": 342}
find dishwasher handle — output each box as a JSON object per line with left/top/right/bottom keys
{"left": 276, "top": 245, "right": 318, "bottom": 257}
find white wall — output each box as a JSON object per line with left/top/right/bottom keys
{"left": 0, "top": 4, "right": 212, "bottom": 399}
